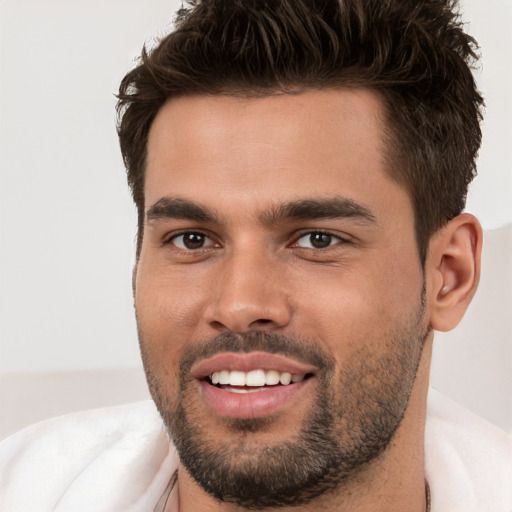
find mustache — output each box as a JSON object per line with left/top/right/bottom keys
{"left": 179, "top": 331, "right": 335, "bottom": 375}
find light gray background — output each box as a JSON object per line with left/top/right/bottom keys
{"left": 1, "top": 0, "right": 511, "bottom": 435}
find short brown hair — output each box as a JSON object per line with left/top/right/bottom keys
{"left": 117, "top": 0, "right": 483, "bottom": 263}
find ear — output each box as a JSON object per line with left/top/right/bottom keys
{"left": 427, "top": 213, "right": 483, "bottom": 332}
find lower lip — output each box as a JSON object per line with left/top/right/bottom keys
{"left": 198, "top": 378, "right": 312, "bottom": 418}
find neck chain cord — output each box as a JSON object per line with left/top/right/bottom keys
{"left": 426, "top": 479, "right": 431, "bottom": 512}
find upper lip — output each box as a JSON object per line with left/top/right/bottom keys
{"left": 191, "top": 351, "right": 318, "bottom": 380}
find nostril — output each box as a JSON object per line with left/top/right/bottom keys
{"left": 251, "top": 318, "right": 273, "bottom": 326}
{"left": 210, "top": 320, "right": 227, "bottom": 331}
{"left": 208, "top": 319, "right": 274, "bottom": 332}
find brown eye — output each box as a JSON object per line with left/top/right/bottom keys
{"left": 309, "top": 233, "right": 332, "bottom": 248}
{"left": 171, "top": 232, "right": 214, "bottom": 250}
{"left": 296, "top": 232, "right": 341, "bottom": 249}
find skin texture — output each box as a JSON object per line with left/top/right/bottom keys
{"left": 134, "top": 89, "right": 482, "bottom": 511}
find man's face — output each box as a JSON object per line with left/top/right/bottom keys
{"left": 135, "top": 89, "right": 429, "bottom": 507}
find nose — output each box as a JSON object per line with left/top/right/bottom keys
{"left": 204, "top": 249, "right": 293, "bottom": 333}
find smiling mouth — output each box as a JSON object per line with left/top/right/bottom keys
{"left": 192, "top": 351, "right": 318, "bottom": 417}
{"left": 206, "top": 369, "right": 314, "bottom": 393}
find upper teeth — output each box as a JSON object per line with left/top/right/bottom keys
{"left": 210, "top": 369, "right": 305, "bottom": 387}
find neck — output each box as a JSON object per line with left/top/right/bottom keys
{"left": 174, "top": 338, "right": 433, "bottom": 512}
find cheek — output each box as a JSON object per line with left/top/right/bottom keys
{"left": 290, "top": 254, "right": 423, "bottom": 353}
{"left": 136, "top": 263, "right": 208, "bottom": 329}
{"left": 134, "top": 274, "right": 207, "bottom": 378}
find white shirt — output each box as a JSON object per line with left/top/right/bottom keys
{"left": 1, "top": 388, "right": 511, "bottom": 511}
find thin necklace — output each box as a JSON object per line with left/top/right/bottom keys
{"left": 426, "top": 479, "right": 431, "bottom": 512}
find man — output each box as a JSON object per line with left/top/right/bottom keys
{"left": 1, "top": 0, "right": 511, "bottom": 511}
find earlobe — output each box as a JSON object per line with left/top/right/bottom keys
{"left": 427, "top": 213, "right": 482, "bottom": 332}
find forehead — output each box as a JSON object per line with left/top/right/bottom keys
{"left": 144, "top": 89, "right": 409, "bottom": 220}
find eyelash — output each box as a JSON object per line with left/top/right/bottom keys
{"left": 164, "top": 229, "right": 349, "bottom": 252}
{"left": 291, "top": 230, "right": 348, "bottom": 250}
{"left": 164, "top": 230, "right": 217, "bottom": 251}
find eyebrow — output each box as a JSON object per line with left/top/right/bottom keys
{"left": 146, "top": 196, "right": 377, "bottom": 226}
{"left": 259, "top": 197, "right": 377, "bottom": 226}
{"left": 146, "top": 197, "right": 216, "bottom": 223}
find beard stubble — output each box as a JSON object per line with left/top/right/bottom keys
{"left": 139, "top": 289, "right": 429, "bottom": 509}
